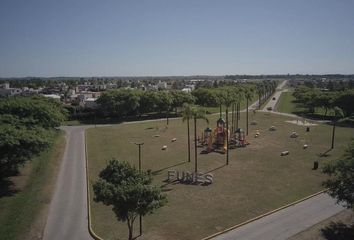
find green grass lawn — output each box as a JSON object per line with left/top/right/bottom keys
{"left": 87, "top": 113, "right": 354, "bottom": 240}
{"left": 276, "top": 92, "right": 334, "bottom": 118}
{"left": 0, "top": 131, "right": 65, "bottom": 240}
{"left": 276, "top": 92, "right": 299, "bottom": 113}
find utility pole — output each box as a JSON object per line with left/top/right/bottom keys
{"left": 134, "top": 142, "right": 144, "bottom": 236}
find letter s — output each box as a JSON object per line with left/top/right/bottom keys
{"left": 205, "top": 173, "right": 213, "bottom": 184}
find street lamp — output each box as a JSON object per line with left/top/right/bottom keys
{"left": 134, "top": 142, "right": 144, "bottom": 236}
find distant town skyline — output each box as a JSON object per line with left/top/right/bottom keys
{"left": 1, "top": 0, "right": 354, "bottom": 77}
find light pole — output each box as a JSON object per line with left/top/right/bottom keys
{"left": 134, "top": 142, "right": 144, "bottom": 236}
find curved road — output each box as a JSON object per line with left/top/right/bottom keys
{"left": 213, "top": 193, "right": 344, "bottom": 240}
{"left": 43, "top": 126, "right": 93, "bottom": 240}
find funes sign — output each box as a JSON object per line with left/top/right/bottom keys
{"left": 167, "top": 170, "right": 213, "bottom": 185}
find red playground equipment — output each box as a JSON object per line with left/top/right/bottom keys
{"left": 200, "top": 118, "right": 248, "bottom": 154}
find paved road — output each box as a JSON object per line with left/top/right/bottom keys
{"left": 213, "top": 193, "right": 344, "bottom": 240}
{"left": 262, "top": 80, "right": 288, "bottom": 111}
{"left": 43, "top": 126, "right": 93, "bottom": 240}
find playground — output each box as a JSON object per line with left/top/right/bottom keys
{"left": 86, "top": 111, "right": 354, "bottom": 240}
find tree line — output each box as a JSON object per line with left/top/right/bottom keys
{"left": 293, "top": 86, "right": 354, "bottom": 117}
{"left": 94, "top": 81, "right": 277, "bottom": 119}
{"left": 96, "top": 89, "right": 195, "bottom": 118}
{"left": 0, "top": 95, "right": 67, "bottom": 179}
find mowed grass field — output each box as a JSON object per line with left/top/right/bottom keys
{"left": 87, "top": 112, "right": 354, "bottom": 240}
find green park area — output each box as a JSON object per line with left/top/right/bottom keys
{"left": 87, "top": 111, "right": 354, "bottom": 240}
{"left": 276, "top": 91, "right": 299, "bottom": 114}
{"left": 276, "top": 91, "right": 330, "bottom": 116}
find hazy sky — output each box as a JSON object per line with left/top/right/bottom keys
{"left": 0, "top": 0, "right": 353, "bottom": 77}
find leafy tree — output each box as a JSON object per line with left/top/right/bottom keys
{"left": 155, "top": 91, "right": 173, "bottom": 124}
{"left": 0, "top": 96, "right": 66, "bottom": 178}
{"left": 333, "top": 90, "right": 354, "bottom": 117}
{"left": 139, "top": 91, "right": 157, "bottom": 114}
{"left": 170, "top": 91, "right": 195, "bottom": 115}
{"left": 323, "top": 139, "right": 354, "bottom": 209}
{"left": 192, "top": 88, "right": 219, "bottom": 107}
{"left": 93, "top": 160, "right": 167, "bottom": 240}
{"left": 97, "top": 89, "right": 140, "bottom": 117}
{"left": 0, "top": 113, "right": 55, "bottom": 179}
{"left": 0, "top": 95, "right": 67, "bottom": 128}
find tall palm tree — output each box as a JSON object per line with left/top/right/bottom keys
{"left": 244, "top": 87, "right": 254, "bottom": 136}
{"left": 182, "top": 103, "right": 193, "bottom": 162}
{"left": 191, "top": 106, "right": 209, "bottom": 172}
{"left": 216, "top": 90, "right": 224, "bottom": 118}
{"left": 231, "top": 103, "right": 235, "bottom": 134}
{"left": 256, "top": 83, "right": 265, "bottom": 109}
{"left": 223, "top": 89, "right": 235, "bottom": 165}
{"left": 331, "top": 106, "right": 344, "bottom": 149}
{"left": 234, "top": 90, "right": 243, "bottom": 130}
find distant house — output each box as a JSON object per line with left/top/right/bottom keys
{"left": 157, "top": 81, "right": 167, "bottom": 89}
{"left": 184, "top": 84, "right": 195, "bottom": 91}
{"left": 106, "top": 83, "right": 118, "bottom": 89}
{"left": 43, "top": 94, "right": 61, "bottom": 100}
{"left": 84, "top": 97, "right": 98, "bottom": 109}
{"left": 0, "top": 83, "right": 22, "bottom": 96}
{"left": 182, "top": 88, "right": 192, "bottom": 93}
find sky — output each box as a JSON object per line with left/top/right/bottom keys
{"left": 0, "top": 0, "right": 353, "bottom": 77}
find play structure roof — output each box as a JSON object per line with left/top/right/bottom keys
{"left": 217, "top": 118, "right": 225, "bottom": 124}
{"left": 235, "top": 128, "right": 244, "bottom": 133}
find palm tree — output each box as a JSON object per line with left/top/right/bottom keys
{"left": 231, "top": 102, "right": 235, "bottom": 134}
{"left": 190, "top": 106, "right": 209, "bottom": 172}
{"left": 331, "top": 106, "right": 344, "bottom": 149}
{"left": 216, "top": 90, "right": 224, "bottom": 118}
{"left": 244, "top": 87, "right": 254, "bottom": 136}
{"left": 223, "top": 89, "right": 236, "bottom": 165}
{"left": 182, "top": 103, "right": 193, "bottom": 162}
{"left": 256, "top": 83, "right": 264, "bottom": 110}
{"left": 236, "top": 90, "right": 243, "bottom": 129}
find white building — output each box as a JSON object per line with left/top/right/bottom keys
{"left": 84, "top": 97, "right": 98, "bottom": 109}
{"left": 43, "top": 94, "right": 61, "bottom": 100}
{"left": 0, "top": 83, "right": 22, "bottom": 96}
{"left": 157, "top": 81, "right": 167, "bottom": 89}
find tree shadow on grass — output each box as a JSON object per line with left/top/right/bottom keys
{"left": 0, "top": 178, "right": 18, "bottom": 198}
{"left": 152, "top": 161, "right": 187, "bottom": 175}
{"left": 321, "top": 221, "right": 354, "bottom": 240}
{"left": 318, "top": 148, "right": 333, "bottom": 158}
{"left": 205, "top": 164, "right": 227, "bottom": 174}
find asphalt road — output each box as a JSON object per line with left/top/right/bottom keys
{"left": 262, "top": 80, "right": 288, "bottom": 111}
{"left": 213, "top": 193, "right": 344, "bottom": 240}
{"left": 43, "top": 126, "right": 93, "bottom": 240}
